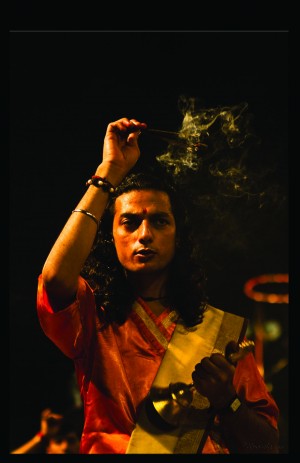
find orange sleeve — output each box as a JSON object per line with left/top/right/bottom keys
{"left": 234, "top": 352, "right": 279, "bottom": 430}
{"left": 36, "top": 274, "right": 96, "bottom": 359}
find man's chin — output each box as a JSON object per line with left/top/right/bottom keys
{"left": 126, "top": 264, "right": 169, "bottom": 276}
{"left": 129, "top": 267, "right": 157, "bottom": 274}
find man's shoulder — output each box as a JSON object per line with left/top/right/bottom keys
{"left": 205, "top": 303, "right": 246, "bottom": 321}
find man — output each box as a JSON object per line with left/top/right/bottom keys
{"left": 10, "top": 408, "right": 80, "bottom": 454}
{"left": 37, "top": 117, "right": 279, "bottom": 453}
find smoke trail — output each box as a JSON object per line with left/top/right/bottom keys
{"left": 149, "top": 95, "right": 288, "bottom": 269}
{"left": 154, "top": 95, "right": 286, "bottom": 208}
{"left": 156, "top": 96, "right": 256, "bottom": 177}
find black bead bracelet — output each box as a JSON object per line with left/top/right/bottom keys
{"left": 86, "top": 176, "right": 116, "bottom": 193}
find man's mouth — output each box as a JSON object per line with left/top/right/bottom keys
{"left": 134, "top": 248, "right": 156, "bottom": 258}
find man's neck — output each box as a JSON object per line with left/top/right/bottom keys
{"left": 127, "top": 271, "right": 169, "bottom": 303}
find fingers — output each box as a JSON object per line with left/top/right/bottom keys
{"left": 128, "top": 118, "right": 147, "bottom": 133}
{"left": 48, "top": 412, "right": 64, "bottom": 421}
{"left": 41, "top": 408, "right": 63, "bottom": 422}
{"left": 127, "top": 119, "right": 144, "bottom": 142}
{"left": 192, "top": 352, "right": 235, "bottom": 388}
{"left": 41, "top": 408, "right": 52, "bottom": 419}
{"left": 192, "top": 354, "right": 236, "bottom": 407}
{"left": 107, "top": 118, "right": 147, "bottom": 141}
{"left": 128, "top": 118, "right": 145, "bottom": 131}
{"left": 194, "top": 354, "right": 230, "bottom": 377}
{"left": 225, "top": 340, "right": 239, "bottom": 360}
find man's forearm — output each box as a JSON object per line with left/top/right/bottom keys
{"left": 218, "top": 401, "right": 279, "bottom": 454}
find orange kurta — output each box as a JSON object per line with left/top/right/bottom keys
{"left": 36, "top": 274, "right": 279, "bottom": 454}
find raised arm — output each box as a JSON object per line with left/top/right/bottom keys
{"left": 10, "top": 408, "right": 63, "bottom": 454}
{"left": 41, "top": 117, "right": 147, "bottom": 310}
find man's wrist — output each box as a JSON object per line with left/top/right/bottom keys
{"left": 217, "top": 394, "right": 242, "bottom": 415}
{"left": 95, "top": 163, "right": 126, "bottom": 188}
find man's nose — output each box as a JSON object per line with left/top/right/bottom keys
{"left": 138, "top": 221, "right": 153, "bottom": 243}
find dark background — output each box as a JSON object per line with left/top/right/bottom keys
{"left": 9, "top": 31, "right": 289, "bottom": 452}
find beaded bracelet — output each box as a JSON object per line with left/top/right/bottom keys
{"left": 86, "top": 175, "right": 116, "bottom": 194}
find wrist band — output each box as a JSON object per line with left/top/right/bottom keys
{"left": 72, "top": 208, "right": 98, "bottom": 227}
{"left": 218, "top": 394, "right": 242, "bottom": 415}
{"left": 86, "top": 175, "right": 116, "bottom": 193}
{"left": 36, "top": 431, "right": 45, "bottom": 438}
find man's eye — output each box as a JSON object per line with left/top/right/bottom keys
{"left": 122, "top": 219, "right": 138, "bottom": 227}
{"left": 154, "top": 217, "right": 169, "bottom": 226}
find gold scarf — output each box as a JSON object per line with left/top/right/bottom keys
{"left": 126, "top": 304, "right": 247, "bottom": 454}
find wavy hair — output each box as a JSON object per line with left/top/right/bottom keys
{"left": 81, "top": 162, "right": 207, "bottom": 327}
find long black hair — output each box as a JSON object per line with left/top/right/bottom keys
{"left": 81, "top": 161, "right": 208, "bottom": 327}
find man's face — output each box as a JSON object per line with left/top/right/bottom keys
{"left": 112, "top": 189, "right": 176, "bottom": 275}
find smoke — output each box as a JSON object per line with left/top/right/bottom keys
{"left": 156, "top": 95, "right": 255, "bottom": 175}
{"left": 155, "top": 95, "right": 286, "bottom": 208}
{"left": 151, "top": 95, "right": 288, "bottom": 270}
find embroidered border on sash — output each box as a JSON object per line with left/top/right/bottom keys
{"left": 133, "top": 301, "right": 170, "bottom": 350}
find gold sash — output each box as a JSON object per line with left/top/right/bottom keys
{"left": 126, "top": 304, "right": 247, "bottom": 454}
